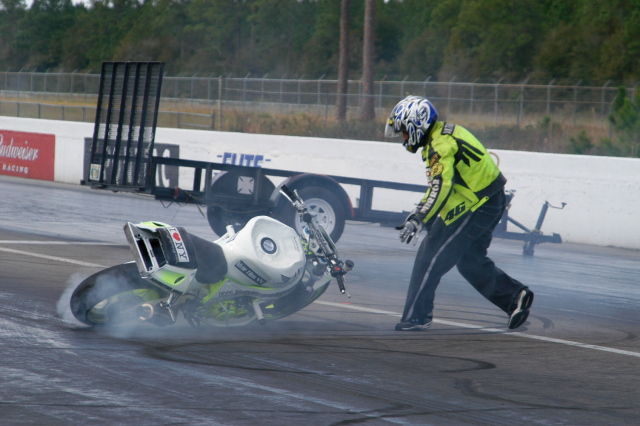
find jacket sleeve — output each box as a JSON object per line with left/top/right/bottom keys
{"left": 418, "top": 136, "right": 456, "bottom": 224}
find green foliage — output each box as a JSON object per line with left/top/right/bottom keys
{"left": 609, "top": 85, "right": 640, "bottom": 157}
{"left": 568, "top": 130, "right": 593, "bottom": 154}
{"left": 1, "top": 0, "right": 640, "bottom": 83}
{"left": 13, "top": 0, "right": 80, "bottom": 69}
{"left": 300, "top": 0, "right": 341, "bottom": 76}
{"left": 595, "top": 137, "right": 625, "bottom": 157}
{"left": 443, "top": 0, "right": 544, "bottom": 79}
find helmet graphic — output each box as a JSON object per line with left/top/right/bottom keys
{"left": 384, "top": 96, "right": 438, "bottom": 153}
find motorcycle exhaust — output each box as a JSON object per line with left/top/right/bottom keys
{"left": 138, "top": 303, "right": 155, "bottom": 321}
{"left": 136, "top": 302, "right": 175, "bottom": 327}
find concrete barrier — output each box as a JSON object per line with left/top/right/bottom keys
{"left": 1, "top": 116, "right": 639, "bottom": 250}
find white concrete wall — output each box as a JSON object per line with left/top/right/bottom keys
{"left": 2, "top": 116, "right": 639, "bottom": 250}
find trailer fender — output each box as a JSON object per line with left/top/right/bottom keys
{"left": 270, "top": 174, "right": 353, "bottom": 243}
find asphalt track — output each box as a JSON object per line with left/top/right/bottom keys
{"left": 1, "top": 175, "right": 639, "bottom": 425}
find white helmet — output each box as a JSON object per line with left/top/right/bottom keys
{"left": 384, "top": 95, "right": 438, "bottom": 153}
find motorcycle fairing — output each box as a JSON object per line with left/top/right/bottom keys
{"left": 216, "top": 216, "right": 306, "bottom": 290}
{"left": 125, "top": 222, "right": 202, "bottom": 295}
{"left": 125, "top": 216, "right": 306, "bottom": 297}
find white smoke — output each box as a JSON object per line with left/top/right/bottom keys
{"left": 56, "top": 272, "right": 90, "bottom": 325}
{"left": 57, "top": 268, "right": 203, "bottom": 339}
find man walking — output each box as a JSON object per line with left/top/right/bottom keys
{"left": 384, "top": 95, "right": 533, "bottom": 331}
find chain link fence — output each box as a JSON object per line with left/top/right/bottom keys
{"left": 0, "top": 71, "right": 625, "bottom": 130}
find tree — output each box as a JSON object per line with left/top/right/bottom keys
{"left": 0, "top": 0, "right": 28, "bottom": 69}
{"left": 443, "top": 0, "right": 545, "bottom": 80}
{"left": 15, "top": 0, "right": 79, "bottom": 70}
{"left": 398, "top": 0, "right": 460, "bottom": 80}
{"left": 7, "top": 0, "right": 640, "bottom": 86}
{"left": 110, "top": 0, "right": 183, "bottom": 65}
{"left": 58, "top": 0, "right": 137, "bottom": 71}
{"left": 247, "top": 0, "right": 315, "bottom": 76}
{"left": 181, "top": 0, "right": 252, "bottom": 74}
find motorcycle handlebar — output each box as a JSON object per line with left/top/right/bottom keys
{"left": 280, "top": 184, "right": 353, "bottom": 297}
{"left": 280, "top": 185, "right": 300, "bottom": 205}
{"left": 344, "top": 259, "right": 354, "bottom": 272}
{"left": 336, "top": 275, "right": 346, "bottom": 294}
{"left": 330, "top": 259, "right": 353, "bottom": 298}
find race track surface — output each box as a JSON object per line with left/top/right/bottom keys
{"left": 1, "top": 176, "right": 639, "bottom": 425}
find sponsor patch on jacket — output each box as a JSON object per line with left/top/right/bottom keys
{"left": 431, "top": 163, "right": 444, "bottom": 176}
{"left": 444, "top": 202, "right": 466, "bottom": 222}
{"left": 425, "top": 167, "right": 433, "bottom": 186}
{"left": 429, "top": 153, "right": 441, "bottom": 167}
{"left": 442, "top": 123, "right": 455, "bottom": 135}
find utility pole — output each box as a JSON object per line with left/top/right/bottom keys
{"left": 360, "top": 0, "right": 376, "bottom": 121}
{"left": 336, "top": 0, "right": 350, "bottom": 121}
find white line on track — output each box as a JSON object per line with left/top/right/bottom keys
{"left": 0, "top": 247, "right": 105, "bottom": 268}
{"left": 4, "top": 242, "right": 640, "bottom": 359}
{"left": 0, "top": 241, "right": 121, "bottom": 245}
{"left": 315, "top": 301, "right": 640, "bottom": 359}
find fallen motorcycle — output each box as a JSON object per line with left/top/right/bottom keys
{"left": 70, "top": 185, "right": 354, "bottom": 328}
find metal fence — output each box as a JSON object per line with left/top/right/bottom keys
{"left": 0, "top": 98, "right": 215, "bottom": 130}
{"left": 0, "top": 71, "right": 626, "bottom": 129}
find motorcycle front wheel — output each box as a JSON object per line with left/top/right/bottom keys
{"left": 70, "top": 263, "right": 168, "bottom": 327}
{"left": 261, "top": 276, "right": 331, "bottom": 321}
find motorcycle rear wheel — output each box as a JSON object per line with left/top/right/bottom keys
{"left": 70, "top": 263, "right": 168, "bottom": 327}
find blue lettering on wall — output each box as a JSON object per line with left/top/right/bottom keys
{"left": 219, "top": 152, "right": 269, "bottom": 168}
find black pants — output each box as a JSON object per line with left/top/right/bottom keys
{"left": 401, "top": 190, "right": 527, "bottom": 322}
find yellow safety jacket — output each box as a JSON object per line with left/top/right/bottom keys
{"left": 418, "top": 121, "right": 506, "bottom": 226}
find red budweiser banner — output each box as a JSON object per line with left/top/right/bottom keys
{"left": 0, "top": 130, "right": 55, "bottom": 181}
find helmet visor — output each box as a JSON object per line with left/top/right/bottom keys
{"left": 384, "top": 118, "right": 400, "bottom": 138}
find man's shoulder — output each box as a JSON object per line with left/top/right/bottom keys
{"left": 435, "top": 122, "right": 479, "bottom": 142}
{"left": 441, "top": 122, "right": 473, "bottom": 135}
{"left": 441, "top": 122, "right": 456, "bottom": 135}
{"left": 432, "top": 121, "right": 465, "bottom": 137}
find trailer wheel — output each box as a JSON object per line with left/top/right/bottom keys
{"left": 207, "top": 207, "right": 255, "bottom": 237}
{"left": 206, "top": 170, "right": 276, "bottom": 237}
{"left": 275, "top": 187, "right": 346, "bottom": 243}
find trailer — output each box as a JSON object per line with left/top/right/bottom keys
{"left": 83, "top": 61, "right": 563, "bottom": 255}
{"left": 147, "top": 157, "right": 563, "bottom": 255}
